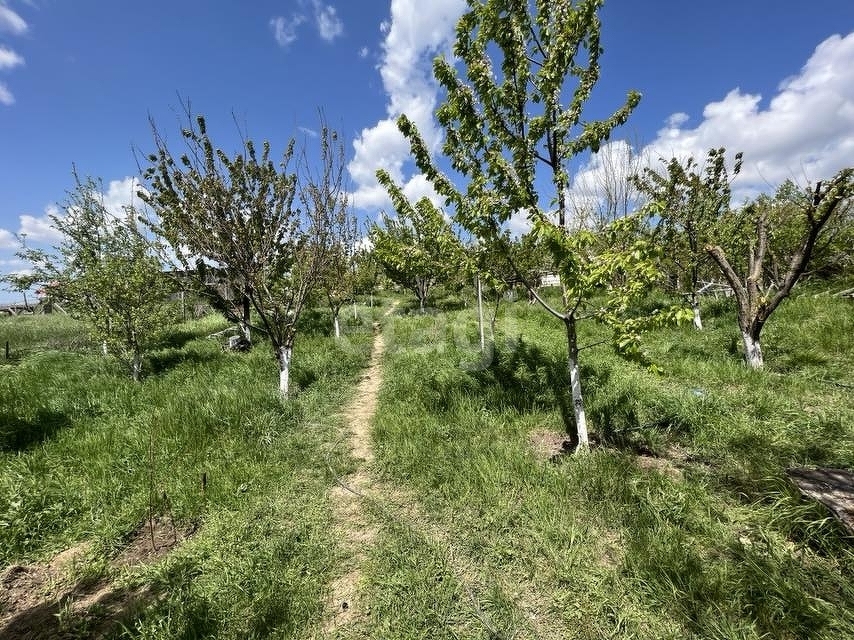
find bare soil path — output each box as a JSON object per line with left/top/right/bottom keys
{"left": 318, "top": 303, "right": 562, "bottom": 639}
{"left": 320, "top": 304, "right": 396, "bottom": 637}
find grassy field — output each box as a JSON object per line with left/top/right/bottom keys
{"left": 1, "top": 286, "right": 853, "bottom": 639}
{"left": 358, "top": 287, "right": 854, "bottom": 639}
{"left": 1, "top": 306, "right": 376, "bottom": 638}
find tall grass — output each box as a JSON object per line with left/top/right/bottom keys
{"left": 363, "top": 288, "right": 854, "bottom": 638}
{"left": 1, "top": 310, "right": 374, "bottom": 638}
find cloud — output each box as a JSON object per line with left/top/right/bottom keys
{"left": 0, "top": 46, "right": 23, "bottom": 70}
{"left": 101, "top": 177, "right": 145, "bottom": 219}
{"left": 565, "top": 31, "right": 854, "bottom": 213}
{"left": 270, "top": 2, "right": 343, "bottom": 47}
{"left": 0, "top": 177, "right": 144, "bottom": 249}
{"left": 358, "top": 46, "right": 369, "bottom": 59}
{"left": 0, "top": 228, "right": 16, "bottom": 249}
{"left": 0, "top": 80, "right": 13, "bottom": 105}
{"left": 270, "top": 14, "right": 305, "bottom": 47}
{"left": 298, "top": 126, "right": 319, "bottom": 138}
{"left": 0, "top": 3, "right": 27, "bottom": 35}
{"left": 313, "top": 2, "right": 343, "bottom": 42}
{"left": 18, "top": 207, "right": 63, "bottom": 243}
{"left": 643, "top": 31, "right": 854, "bottom": 202}
{"left": 348, "top": 0, "right": 467, "bottom": 211}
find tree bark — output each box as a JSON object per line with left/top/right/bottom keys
{"left": 240, "top": 294, "right": 252, "bottom": 344}
{"left": 132, "top": 350, "right": 142, "bottom": 382}
{"left": 333, "top": 313, "right": 341, "bottom": 339}
{"left": 691, "top": 295, "right": 703, "bottom": 330}
{"left": 565, "top": 315, "right": 590, "bottom": 450}
{"left": 741, "top": 329, "right": 764, "bottom": 369}
{"left": 278, "top": 345, "right": 292, "bottom": 396}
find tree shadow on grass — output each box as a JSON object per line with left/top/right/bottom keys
{"left": 470, "top": 338, "right": 578, "bottom": 442}
{"left": 0, "top": 409, "right": 73, "bottom": 452}
{"left": 145, "top": 349, "right": 223, "bottom": 377}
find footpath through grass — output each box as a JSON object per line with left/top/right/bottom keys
{"left": 1, "top": 308, "right": 376, "bottom": 638}
{"left": 359, "top": 291, "right": 854, "bottom": 639}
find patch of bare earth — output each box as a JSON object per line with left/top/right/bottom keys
{"left": 0, "top": 516, "right": 193, "bottom": 640}
{"left": 528, "top": 428, "right": 573, "bottom": 461}
{"left": 321, "top": 311, "right": 394, "bottom": 638}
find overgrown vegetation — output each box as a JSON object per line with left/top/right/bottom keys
{"left": 362, "top": 286, "right": 854, "bottom": 639}
{"left": 0, "top": 308, "right": 375, "bottom": 637}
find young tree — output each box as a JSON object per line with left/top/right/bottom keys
{"left": 633, "top": 148, "right": 743, "bottom": 329}
{"left": 141, "top": 114, "right": 334, "bottom": 395}
{"left": 371, "top": 171, "right": 464, "bottom": 312}
{"left": 18, "top": 175, "right": 172, "bottom": 380}
{"left": 311, "top": 128, "right": 358, "bottom": 338}
{"left": 706, "top": 168, "right": 854, "bottom": 369}
{"left": 391, "top": 0, "right": 682, "bottom": 448}
{"left": 0, "top": 270, "right": 39, "bottom": 311}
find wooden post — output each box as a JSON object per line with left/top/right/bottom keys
{"left": 5, "top": 341, "right": 9, "bottom": 360}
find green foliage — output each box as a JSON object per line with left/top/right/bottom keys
{"left": 707, "top": 167, "right": 854, "bottom": 367}
{"left": 371, "top": 170, "right": 465, "bottom": 310}
{"left": 17, "top": 174, "right": 173, "bottom": 380}
{"left": 365, "top": 291, "right": 854, "bottom": 638}
{"left": 141, "top": 112, "right": 344, "bottom": 391}
{"left": 634, "top": 148, "right": 743, "bottom": 301}
{"left": 0, "top": 312, "right": 373, "bottom": 637}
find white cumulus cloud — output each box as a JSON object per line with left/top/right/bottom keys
{"left": 348, "top": 0, "right": 467, "bottom": 211}
{"left": 644, "top": 31, "right": 854, "bottom": 202}
{"left": 0, "top": 228, "right": 17, "bottom": 249}
{"left": 567, "top": 31, "right": 854, "bottom": 212}
{"left": 18, "top": 207, "right": 63, "bottom": 243}
{"left": 0, "top": 80, "right": 13, "bottom": 105}
{"left": 0, "top": 46, "right": 23, "bottom": 70}
{"left": 0, "top": 3, "right": 27, "bottom": 35}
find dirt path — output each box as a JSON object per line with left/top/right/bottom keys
{"left": 319, "top": 303, "right": 560, "bottom": 639}
{"left": 320, "top": 305, "right": 396, "bottom": 637}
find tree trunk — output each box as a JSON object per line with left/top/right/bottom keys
{"left": 691, "top": 294, "right": 703, "bottom": 330}
{"left": 741, "top": 328, "right": 764, "bottom": 369}
{"left": 131, "top": 350, "right": 142, "bottom": 382}
{"left": 353, "top": 300, "right": 358, "bottom": 320}
{"left": 241, "top": 294, "right": 252, "bottom": 345}
{"left": 565, "top": 315, "right": 590, "bottom": 450}
{"left": 476, "top": 276, "right": 485, "bottom": 353}
{"left": 278, "top": 345, "right": 292, "bottom": 396}
{"left": 333, "top": 313, "right": 341, "bottom": 339}
{"left": 419, "top": 296, "right": 425, "bottom": 313}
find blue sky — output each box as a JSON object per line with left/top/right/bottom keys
{"left": 2, "top": 0, "right": 853, "bottom": 300}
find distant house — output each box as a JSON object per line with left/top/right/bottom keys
{"left": 540, "top": 273, "right": 560, "bottom": 287}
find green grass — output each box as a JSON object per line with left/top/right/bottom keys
{"left": 363, "top": 288, "right": 854, "bottom": 639}
{"left": 3, "top": 290, "right": 853, "bottom": 638}
{"left": 0, "top": 310, "right": 374, "bottom": 638}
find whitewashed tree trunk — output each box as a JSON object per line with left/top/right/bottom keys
{"left": 565, "top": 317, "right": 589, "bottom": 450}
{"left": 692, "top": 302, "right": 703, "bottom": 330}
{"left": 333, "top": 314, "right": 341, "bottom": 339}
{"left": 353, "top": 300, "right": 358, "bottom": 320}
{"left": 131, "top": 352, "right": 142, "bottom": 382}
{"left": 278, "top": 346, "right": 292, "bottom": 395}
{"left": 476, "top": 276, "right": 485, "bottom": 353}
{"left": 741, "top": 331, "right": 764, "bottom": 369}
